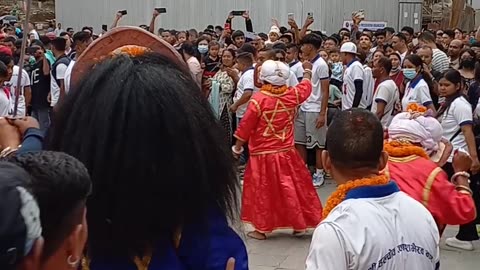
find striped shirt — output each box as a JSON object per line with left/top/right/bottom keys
{"left": 432, "top": 49, "right": 449, "bottom": 73}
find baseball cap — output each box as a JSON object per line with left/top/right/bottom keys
{"left": 340, "top": 42, "right": 358, "bottom": 54}
{"left": 0, "top": 162, "right": 42, "bottom": 270}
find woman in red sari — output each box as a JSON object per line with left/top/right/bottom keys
{"left": 384, "top": 104, "right": 476, "bottom": 235}
{"left": 232, "top": 60, "right": 323, "bottom": 240}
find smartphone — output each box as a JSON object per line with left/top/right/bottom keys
{"left": 224, "top": 23, "right": 231, "bottom": 31}
{"left": 288, "top": 13, "right": 294, "bottom": 20}
{"left": 307, "top": 12, "right": 314, "bottom": 19}
{"left": 119, "top": 10, "right": 127, "bottom": 15}
{"left": 353, "top": 9, "right": 365, "bottom": 20}
{"left": 155, "top": 8, "right": 167, "bottom": 14}
{"left": 102, "top": 24, "right": 108, "bottom": 32}
{"left": 231, "top": 10, "right": 245, "bottom": 16}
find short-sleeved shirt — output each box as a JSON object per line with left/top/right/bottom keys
{"left": 402, "top": 76, "right": 432, "bottom": 110}
{"left": 301, "top": 54, "right": 329, "bottom": 112}
{"left": 233, "top": 68, "right": 255, "bottom": 118}
{"left": 287, "top": 70, "right": 299, "bottom": 87}
{"left": 30, "top": 59, "right": 51, "bottom": 110}
{"left": 342, "top": 60, "right": 365, "bottom": 110}
{"left": 0, "top": 87, "right": 10, "bottom": 116}
{"left": 371, "top": 79, "right": 400, "bottom": 128}
{"left": 363, "top": 65, "right": 375, "bottom": 108}
{"left": 6, "top": 66, "right": 31, "bottom": 117}
{"left": 289, "top": 61, "right": 304, "bottom": 81}
{"left": 438, "top": 96, "right": 473, "bottom": 162}
{"left": 432, "top": 49, "right": 449, "bottom": 73}
{"left": 64, "top": 60, "right": 75, "bottom": 94}
{"left": 50, "top": 62, "right": 68, "bottom": 107}
{"left": 306, "top": 188, "right": 439, "bottom": 270}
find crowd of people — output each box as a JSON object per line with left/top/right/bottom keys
{"left": 0, "top": 7, "right": 479, "bottom": 270}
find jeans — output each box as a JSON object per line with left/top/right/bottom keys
{"left": 31, "top": 108, "right": 51, "bottom": 133}
{"left": 236, "top": 117, "right": 249, "bottom": 165}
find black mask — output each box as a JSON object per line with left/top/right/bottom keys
{"left": 461, "top": 58, "right": 476, "bottom": 69}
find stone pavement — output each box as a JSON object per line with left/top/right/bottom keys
{"left": 244, "top": 179, "right": 480, "bottom": 270}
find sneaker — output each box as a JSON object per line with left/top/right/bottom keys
{"left": 313, "top": 172, "right": 325, "bottom": 187}
{"left": 445, "top": 237, "right": 474, "bottom": 251}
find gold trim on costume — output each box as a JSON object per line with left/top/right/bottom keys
{"left": 294, "top": 87, "right": 300, "bottom": 104}
{"left": 260, "top": 90, "right": 289, "bottom": 97}
{"left": 261, "top": 100, "right": 295, "bottom": 142}
{"left": 251, "top": 147, "right": 294, "bottom": 156}
{"left": 422, "top": 167, "right": 443, "bottom": 207}
{"left": 249, "top": 99, "right": 262, "bottom": 117}
{"left": 388, "top": 155, "right": 420, "bottom": 163}
{"left": 234, "top": 134, "right": 247, "bottom": 142}
{"left": 383, "top": 164, "right": 391, "bottom": 179}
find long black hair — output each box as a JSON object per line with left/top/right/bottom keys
{"left": 46, "top": 53, "right": 239, "bottom": 257}
{"left": 437, "top": 69, "right": 465, "bottom": 118}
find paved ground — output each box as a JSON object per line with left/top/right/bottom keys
{"left": 244, "top": 179, "right": 480, "bottom": 270}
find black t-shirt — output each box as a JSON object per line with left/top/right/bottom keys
{"left": 29, "top": 60, "right": 51, "bottom": 109}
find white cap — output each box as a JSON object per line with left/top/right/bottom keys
{"left": 260, "top": 60, "right": 290, "bottom": 86}
{"left": 340, "top": 42, "right": 358, "bottom": 54}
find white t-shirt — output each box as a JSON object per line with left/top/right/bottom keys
{"left": 342, "top": 60, "right": 366, "bottom": 110}
{"left": 402, "top": 78, "right": 432, "bottom": 111}
{"left": 398, "top": 50, "right": 408, "bottom": 64}
{"left": 0, "top": 87, "right": 10, "bottom": 116}
{"left": 50, "top": 63, "right": 68, "bottom": 107}
{"left": 289, "top": 61, "right": 304, "bottom": 81}
{"left": 29, "top": 30, "right": 40, "bottom": 40}
{"left": 439, "top": 97, "right": 473, "bottom": 162}
{"left": 363, "top": 65, "right": 375, "bottom": 108}
{"left": 301, "top": 55, "right": 329, "bottom": 112}
{"left": 371, "top": 80, "right": 400, "bottom": 128}
{"left": 233, "top": 68, "right": 255, "bottom": 118}
{"left": 287, "top": 70, "right": 299, "bottom": 87}
{"left": 306, "top": 189, "right": 439, "bottom": 270}
{"left": 6, "top": 66, "right": 31, "bottom": 117}
{"left": 64, "top": 60, "right": 75, "bottom": 94}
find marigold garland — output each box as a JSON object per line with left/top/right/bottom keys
{"left": 260, "top": 84, "right": 288, "bottom": 95}
{"left": 384, "top": 140, "right": 429, "bottom": 159}
{"left": 110, "top": 45, "right": 151, "bottom": 57}
{"left": 407, "top": 103, "right": 427, "bottom": 114}
{"left": 322, "top": 174, "right": 390, "bottom": 218}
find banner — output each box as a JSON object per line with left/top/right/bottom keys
{"left": 343, "top": 21, "right": 387, "bottom": 31}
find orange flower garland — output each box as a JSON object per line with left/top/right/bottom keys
{"left": 384, "top": 140, "right": 429, "bottom": 159}
{"left": 323, "top": 174, "right": 390, "bottom": 218}
{"left": 260, "top": 84, "right": 288, "bottom": 95}
{"left": 406, "top": 103, "right": 427, "bottom": 113}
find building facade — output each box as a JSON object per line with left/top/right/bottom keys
{"left": 56, "top": 0, "right": 423, "bottom": 35}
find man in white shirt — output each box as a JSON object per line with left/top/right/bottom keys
{"left": 306, "top": 109, "right": 439, "bottom": 270}
{"left": 49, "top": 38, "right": 71, "bottom": 108}
{"left": 231, "top": 52, "right": 255, "bottom": 121}
{"left": 371, "top": 57, "right": 399, "bottom": 128}
{"left": 28, "top": 23, "right": 40, "bottom": 40}
{"left": 54, "top": 23, "right": 65, "bottom": 37}
{"left": 418, "top": 31, "right": 450, "bottom": 73}
{"left": 341, "top": 42, "right": 366, "bottom": 110}
{"left": 295, "top": 34, "right": 330, "bottom": 187}
{"left": 286, "top": 43, "right": 304, "bottom": 81}
{"left": 7, "top": 65, "right": 31, "bottom": 117}
{"left": 64, "top": 31, "right": 93, "bottom": 93}
{"left": 392, "top": 33, "right": 409, "bottom": 64}
{"left": 0, "top": 52, "right": 30, "bottom": 117}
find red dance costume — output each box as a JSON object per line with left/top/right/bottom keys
{"left": 234, "top": 81, "right": 323, "bottom": 233}
{"left": 386, "top": 155, "right": 476, "bottom": 233}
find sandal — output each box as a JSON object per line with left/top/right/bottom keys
{"left": 247, "top": 231, "right": 267, "bottom": 240}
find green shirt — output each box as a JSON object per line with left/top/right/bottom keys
{"left": 45, "top": 50, "right": 56, "bottom": 65}
{"left": 329, "top": 85, "right": 342, "bottom": 104}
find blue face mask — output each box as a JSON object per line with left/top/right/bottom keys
{"left": 403, "top": 68, "right": 417, "bottom": 80}
{"left": 198, "top": 45, "right": 208, "bottom": 54}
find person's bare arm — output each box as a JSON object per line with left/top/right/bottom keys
{"left": 288, "top": 19, "right": 300, "bottom": 44}
{"left": 461, "top": 125, "right": 480, "bottom": 174}
{"left": 149, "top": 10, "right": 160, "bottom": 34}
{"left": 110, "top": 12, "right": 123, "bottom": 29}
{"left": 299, "top": 17, "right": 314, "bottom": 41}
{"left": 24, "top": 86, "right": 31, "bottom": 109}
{"left": 375, "top": 101, "right": 386, "bottom": 120}
{"left": 230, "top": 90, "right": 253, "bottom": 112}
{"left": 42, "top": 57, "right": 50, "bottom": 76}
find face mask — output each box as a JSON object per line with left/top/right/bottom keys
{"left": 198, "top": 45, "right": 208, "bottom": 54}
{"left": 403, "top": 68, "right": 417, "bottom": 80}
{"left": 461, "top": 58, "right": 476, "bottom": 69}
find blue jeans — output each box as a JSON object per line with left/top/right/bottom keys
{"left": 31, "top": 108, "right": 51, "bottom": 133}
{"left": 236, "top": 117, "right": 249, "bottom": 165}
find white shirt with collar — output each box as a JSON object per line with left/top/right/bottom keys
{"left": 306, "top": 182, "right": 439, "bottom": 270}
{"left": 289, "top": 61, "right": 304, "bottom": 81}
{"left": 301, "top": 54, "right": 329, "bottom": 112}
{"left": 342, "top": 59, "right": 366, "bottom": 110}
